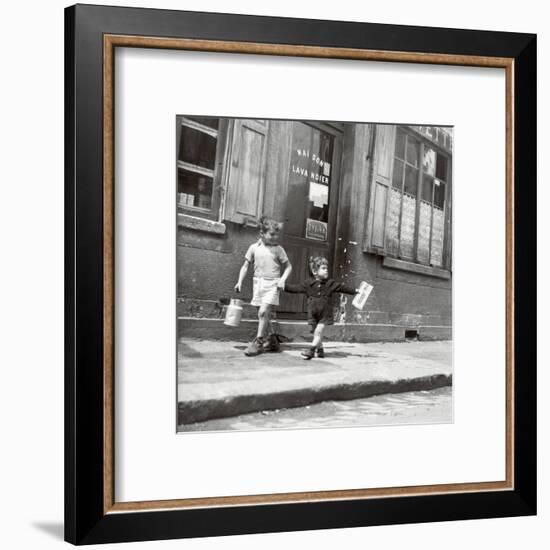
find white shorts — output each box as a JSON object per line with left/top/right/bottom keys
{"left": 251, "top": 277, "right": 280, "bottom": 307}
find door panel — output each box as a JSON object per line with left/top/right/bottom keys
{"left": 278, "top": 244, "right": 306, "bottom": 313}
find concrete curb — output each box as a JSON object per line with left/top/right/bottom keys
{"left": 178, "top": 372, "right": 452, "bottom": 425}
{"left": 178, "top": 317, "right": 452, "bottom": 343}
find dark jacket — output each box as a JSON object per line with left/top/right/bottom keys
{"left": 284, "top": 277, "right": 357, "bottom": 326}
{"left": 285, "top": 278, "right": 356, "bottom": 298}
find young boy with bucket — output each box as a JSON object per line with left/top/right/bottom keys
{"left": 232, "top": 216, "right": 292, "bottom": 356}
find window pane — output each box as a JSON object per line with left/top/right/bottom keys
{"left": 178, "top": 125, "right": 217, "bottom": 170}
{"left": 422, "top": 174, "right": 433, "bottom": 203}
{"left": 431, "top": 208, "right": 445, "bottom": 267}
{"left": 406, "top": 136, "right": 420, "bottom": 167}
{"left": 306, "top": 130, "right": 333, "bottom": 226}
{"left": 286, "top": 123, "right": 312, "bottom": 237}
{"left": 184, "top": 116, "right": 219, "bottom": 130}
{"left": 392, "top": 158, "right": 404, "bottom": 189}
{"left": 286, "top": 123, "right": 334, "bottom": 239}
{"left": 434, "top": 180, "right": 446, "bottom": 209}
{"left": 395, "top": 128, "right": 406, "bottom": 160}
{"left": 386, "top": 188, "right": 401, "bottom": 256}
{"left": 423, "top": 147, "right": 436, "bottom": 176}
{"left": 417, "top": 200, "right": 432, "bottom": 264}
{"left": 177, "top": 169, "right": 213, "bottom": 209}
{"left": 436, "top": 154, "right": 448, "bottom": 181}
{"left": 400, "top": 194, "right": 416, "bottom": 259}
{"left": 404, "top": 165, "right": 418, "bottom": 196}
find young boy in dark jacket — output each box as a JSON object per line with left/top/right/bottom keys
{"left": 284, "top": 256, "right": 358, "bottom": 359}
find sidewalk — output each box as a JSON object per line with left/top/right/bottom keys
{"left": 177, "top": 338, "right": 452, "bottom": 425}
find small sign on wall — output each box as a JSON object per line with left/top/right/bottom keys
{"left": 306, "top": 218, "right": 328, "bottom": 241}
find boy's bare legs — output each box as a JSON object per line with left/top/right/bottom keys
{"left": 263, "top": 313, "right": 281, "bottom": 352}
{"left": 302, "top": 323, "right": 325, "bottom": 360}
{"left": 312, "top": 323, "right": 325, "bottom": 349}
{"left": 245, "top": 304, "right": 272, "bottom": 356}
{"left": 257, "top": 304, "right": 272, "bottom": 339}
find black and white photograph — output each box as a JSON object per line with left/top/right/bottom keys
{"left": 0, "top": 0, "right": 543, "bottom": 545}
{"left": 176, "top": 116, "right": 453, "bottom": 432}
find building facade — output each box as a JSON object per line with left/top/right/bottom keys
{"left": 177, "top": 116, "right": 452, "bottom": 341}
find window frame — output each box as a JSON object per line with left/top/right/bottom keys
{"left": 176, "top": 116, "right": 229, "bottom": 222}
{"left": 388, "top": 125, "right": 452, "bottom": 271}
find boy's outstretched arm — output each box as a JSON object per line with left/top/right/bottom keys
{"left": 277, "top": 260, "right": 293, "bottom": 289}
{"left": 333, "top": 281, "right": 359, "bottom": 295}
{"left": 234, "top": 260, "right": 250, "bottom": 293}
{"left": 284, "top": 279, "right": 306, "bottom": 294}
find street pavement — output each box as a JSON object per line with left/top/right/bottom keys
{"left": 178, "top": 386, "right": 452, "bottom": 432}
{"left": 178, "top": 338, "right": 452, "bottom": 426}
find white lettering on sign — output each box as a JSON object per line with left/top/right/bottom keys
{"left": 291, "top": 165, "right": 309, "bottom": 177}
{"left": 290, "top": 164, "right": 330, "bottom": 184}
{"left": 309, "top": 172, "right": 329, "bottom": 184}
{"left": 311, "top": 154, "right": 325, "bottom": 167}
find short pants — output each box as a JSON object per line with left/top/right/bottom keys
{"left": 307, "top": 297, "right": 334, "bottom": 330}
{"left": 251, "top": 277, "right": 280, "bottom": 306}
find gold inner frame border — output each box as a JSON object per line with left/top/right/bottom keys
{"left": 102, "top": 34, "right": 515, "bottom": 514}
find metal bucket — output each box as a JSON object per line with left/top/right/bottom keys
{"left": 224, "top": 298, "right": 244, "bottom": 327}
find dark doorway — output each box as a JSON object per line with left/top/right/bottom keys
{"left": 279, "top": 122, "right": 343, "bottom": 319}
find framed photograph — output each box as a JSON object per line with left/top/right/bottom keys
{"left": 65, "top": 3, "right": 536, "bottom": 545}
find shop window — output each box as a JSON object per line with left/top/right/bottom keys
{"left": 177, "top": 116, "right": 222, "bottom": 220}
{"left": 386, "top": 128, "right": 450, "bottom": 267}
{"left": 365, "top": 125, "right": 451, "bottom": 271}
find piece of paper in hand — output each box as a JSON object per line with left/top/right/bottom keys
{"left": 352, "top": 281, "right": 373, "bottom": 310}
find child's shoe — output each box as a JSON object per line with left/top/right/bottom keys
{"left": 301, "top": 347, "right": 315, "bottom": 360}
{"left": 244, "top": 337, "right": 264, "bottom": 356}
{"left": 263, "top": 333, "right": 281, "bottom": 352}
{"left": 316, "top": 347, "right": 325, "bottom": 358}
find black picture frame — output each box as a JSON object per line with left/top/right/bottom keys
{"left": 65, "top": 3, "right": 536, "bottom": 545}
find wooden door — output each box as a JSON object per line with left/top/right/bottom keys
{"left": 278, "top": 122, "right": 343, "bottom": 318}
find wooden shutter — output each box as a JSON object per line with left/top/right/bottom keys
{"left": 363, "top": 125, "right": 396, "bottom": 253}
{"left": 223, "top": 119, "right": 269, "bottom": 223}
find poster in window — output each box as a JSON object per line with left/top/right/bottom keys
{"left": 309, "top": 181, "right": 328, "bottom": 208}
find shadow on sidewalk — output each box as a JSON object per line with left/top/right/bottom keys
{"left": 231, "top": 343, "right": 384, "bottom": 359}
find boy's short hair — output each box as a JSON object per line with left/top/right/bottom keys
{"left": 309, "top": 256, "right": 329, "bottom": 274}
{"left": 259, "top": 215, "right": 283, "bottom": 234}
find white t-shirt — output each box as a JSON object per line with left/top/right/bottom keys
{"left": 245, "top": 240, "right": 289, "bottom": 279}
